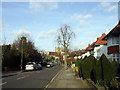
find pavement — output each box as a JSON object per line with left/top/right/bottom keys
{"left": 1, "top": 71, "right": 21, "bottom": 78}
{"left": 45, "top": 67, "right": 97, "bottom": 89}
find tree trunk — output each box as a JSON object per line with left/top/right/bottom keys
{"left": 64, "top": 53, "right": 67, "bottom": 69}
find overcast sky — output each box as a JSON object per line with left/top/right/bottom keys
{"left": 2, "top": 1, "right": 119, "bottom": 52}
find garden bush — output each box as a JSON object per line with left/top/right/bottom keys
{"left": 81, "top": 55, "right": 96, "bottom": 79}
{"left": 111, "top": 60, "right": 119, "bottom": 76}
{"left": 78, "top": 59, "right": 84, "bottom": 78}
{"left": 95, "top": 54, "right": 115, "bottom": 86}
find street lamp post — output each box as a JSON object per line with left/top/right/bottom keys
{"left": 21, "top": 39, "right": 24, "bottom": 72}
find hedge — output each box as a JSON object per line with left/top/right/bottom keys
{"left": 81, "top": 55, "right": 96, "bottom": 79}
{"left": 78, "top": 54, "right": 116, "bottom": 87}
{"left": 95, "top": 54, "right": 115, "bottom": 86}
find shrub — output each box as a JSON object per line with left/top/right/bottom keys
{"left": 78, "top": 59, "right": 84, "bottom": 78}
{"left": 108, "top": 78, "right": 118, "bottom": 89}
{"left": 81, "top": 55, "right": 96, "bottom": 79}
{"left": 75, "top": 59, "right": 82, "bottom": 67}
{"left": 111, "top": 60, "right": 119, "bottom": 76}
{"left": 95, "top": 54, "right": 115, "bottom": 86}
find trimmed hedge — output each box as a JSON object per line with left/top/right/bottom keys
{"left": 78, "top": 54, "right": 116, "bottom": 87}
{"left": 81, "top": 55, "right": 96, "bottom": 79}
{"left": 111, "top": 60, "right": 119, "bottom": 75}
{"left": 95, "top": 54, "right": 115, "bottom": 86}
{"left": 78, "top": 59, "right": 84, "bottom": 78}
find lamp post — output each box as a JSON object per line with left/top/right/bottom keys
{"left": 21, "top": 39, "right": 24, "bottom": 72}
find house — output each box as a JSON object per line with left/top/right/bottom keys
{"left": 103, "top": 21, "right": 120, "bottom": 63}
{"left": 81, "top": 42, "right": 95, "bottom": 59}
{"left": 81, "top": 34, "right": 108, "bottom": 60}
{"left": 93, "top": 33, "right": 108, "bottom": 59}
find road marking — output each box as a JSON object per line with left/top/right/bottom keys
{"left": 0, "top": 82, "right": 7, "bottom": 86}
{"left": 17, "top": 75, "right": 29, "bottom": 80}
{"left": 2, "top": 72, "right": 21, "bottom": 76}
{"left": 44, "top": 68, "right": 64, "bottom": 90}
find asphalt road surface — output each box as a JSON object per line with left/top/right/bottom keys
{"left": 1, "top": 64, "right": 63, "bottom": 89}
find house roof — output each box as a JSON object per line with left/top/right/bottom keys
{"left": 85, "top": 34, "right": 107, "bottom": 51}
{"left": 94, "top": 34, "right": 107, "bottom": 45}
{"left": 86, "top": 42, "right": 95, "bottom": 51}
{"left": 103, "top": 21, "right": 120, "bottom": 39}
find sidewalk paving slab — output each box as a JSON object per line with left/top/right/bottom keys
{"left": 47, "top": 67, "right": 97, "bottom": 89}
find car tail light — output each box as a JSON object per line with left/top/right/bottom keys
{"left": 31, "top": 66, "right": 35, "bottom": 67}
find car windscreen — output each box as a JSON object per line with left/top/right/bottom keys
{"left": 27, "top": 62, "right": 33, "bottom": 65}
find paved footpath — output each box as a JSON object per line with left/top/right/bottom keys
{"left": 46, "top": 67, "right": 97, "bottom": 89}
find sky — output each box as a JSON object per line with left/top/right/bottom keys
{"left": 1, "top": 1, "right": 119, "bottom": 52}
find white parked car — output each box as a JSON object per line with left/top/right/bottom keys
{"left": 46, "top": 64, "right": 51, "bottom": 68}
{"left": 25, "top": 62, "right": 38, "bottom": 71}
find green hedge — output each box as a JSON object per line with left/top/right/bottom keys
{"left": 78, "top": 59, "right": 84, "bottom": 78}
{"left": 81, "top": 55, "right": 96, "bottom": 79}
{"left": 111, "top": 60, "right": 119, "bottom": 74}
{"left": 78, "top": 54, "right": 116, "bottom": 87}
{"left": 95, "top": 54, "right": 115, "bottom": 86}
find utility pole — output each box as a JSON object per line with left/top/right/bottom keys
{"left": 21, "top": 39, "right": 24, "bottom": 72}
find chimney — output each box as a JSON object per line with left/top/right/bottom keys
{"left": 102, "top": 33, "right": 106, "bottom": 35}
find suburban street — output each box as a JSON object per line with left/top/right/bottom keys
{"left": 1, "top": 64, "right": 62, "bottom": 89}
{"left": 1, "top": 1, "right": 120, "bottom": 90}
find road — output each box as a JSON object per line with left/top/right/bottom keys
{"left": 1, "top": 64, "right": 63, "bottom": 89}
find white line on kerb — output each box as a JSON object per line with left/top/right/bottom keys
{"left": 0, "top": 82, "right": 7, "bottom": 86}
{"left": 17, "top": 75, "right": 29, "bottom": 80}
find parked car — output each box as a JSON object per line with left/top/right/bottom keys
{"left": 46, "top": 64, "right": 51, "bottom": 68}
{"left": 36, "top": 64, "right": 42, "bottom": 70}
{"left": 46, "top": 62, "right": 54, "bottom": 68}
{"left": 25, "top": 62, "right": 38, "bottom": 71}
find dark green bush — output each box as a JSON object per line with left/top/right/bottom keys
{"left": 111, "top": 60, "right": 119, "bottom": 75}
{"left": 78, "top": 59, "right": 84, "bottom": 78}
{"left": 75, "top": 59, "right": 82, "bottom": 67}
{"left": 81, "top": 55, "right": 96, "bottom": 79}
{"left": 95, "top": 54, "right": 115, "bottom": 86}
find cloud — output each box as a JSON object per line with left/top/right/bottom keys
{"left": 29, "top": 2, "right": 58, "bottom": 12}
{"left": 38, "top": 30, "right": 57, "bottom": 39}
{"left": 99, "top": 2, "right": 117, "bottom": 12}
{"left": 100, "top": 2, "right": 110, "bottom": 7}
{"left": 107, "top": 5, "right": 117, "bottom": 12}
{"left": 69, "top": 13, "right": 92, "bottom": 27}
{"left": 72, "top": 14, "right": 92, "bottom": 20}
{"left": 13, "top": 29, "right": 31, "bottom": 37}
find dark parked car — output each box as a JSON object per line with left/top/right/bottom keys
{"left": 36, "top": 64, "right": 42, "bottom": 70}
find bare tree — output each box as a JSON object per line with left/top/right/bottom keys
{"left": 57, "top": 25, "right": 75, "bottom": 69}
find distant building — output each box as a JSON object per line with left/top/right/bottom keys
{"left": 47, "top": 52, "right": 58, "bottom": 56}
{"left": 55, "top": 47, "right": 63, "bottom": 53}
{"left": 103, "top": 21, "right": 120, "bottom": 63}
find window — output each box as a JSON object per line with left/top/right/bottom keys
{"left": 112, "top": 37, "right": 119, "bottom": 45}
{"left": 113, "top": 54, "right": 115, "bottom": 57}
{"left": 111, "top": 54, "right": 120, "bottom": 61}
{"left": 108, "top": 37, "right": 119, "bottom": 46}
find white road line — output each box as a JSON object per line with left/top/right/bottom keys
{"left": 17, "top": 75, "right": 30, "bottom": 80}
{"left": 0, "top": 82, "right": 7, "bottom": 86}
